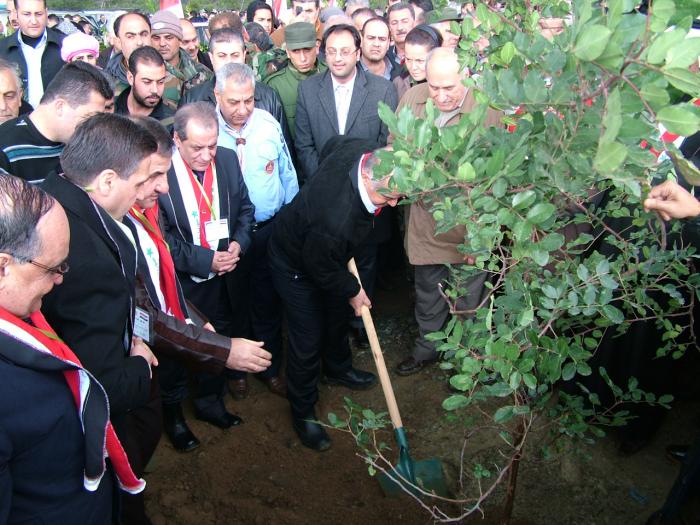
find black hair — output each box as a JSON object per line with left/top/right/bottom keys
{"left": 246, "top": 0, "right": 273, "bottom": 24}
{"left": 321, "top": 23, "right": 361, "bottom": 52}
{"left": 40, "top": 61, "right": 113, "bottom": 107}
{"left": 128, "top": 45, "right": 165, "bottom": 75}
{"left": 60, "top": 113, "right": 158, "bottom": 186}
{"left": 405, "top": 23, "right": 442, "bottom": 48}
{"left": 113, "top": 10, "right": 151, "bottom": 37}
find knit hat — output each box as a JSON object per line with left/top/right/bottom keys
{"left": 60, "top": 32, "right": 100, "bottom": 62}
{"left": 150, "top": 10, "right": 183, "bottom": 40}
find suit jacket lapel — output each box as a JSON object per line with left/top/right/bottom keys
{"left": 344, "top": 67, "right": 367, "bottom": 134}
{"left": 318, "top": 71, "right": 339, "bottom": 134}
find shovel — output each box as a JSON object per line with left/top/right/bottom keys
{"left": 348, "top": 258, "right": 449, "bottom": 498}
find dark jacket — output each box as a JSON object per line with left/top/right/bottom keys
{"left": 123, "top": 217, "right": 231, "bottom": 375}
{"left": 268, "top": 136, "right": 381, "bottom": 298}
{"left": 158, "top": 146, "right": 255, "bottom": 281}
{"left": 294, "top": 66, "right": 398, "bottom": 182}
{"left": 0, "top": 29, "right": 65, "bottom": 102}
{"left": 180, "top": 77, "right": 292, "bottom": 150}
{"left": 41, "top": 172, "right": 152, "bottom": 424}
{"left": 0, "top": 331, "right": 113, "bottom": 524}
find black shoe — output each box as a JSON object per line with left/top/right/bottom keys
{"left": 350, "top": 326, "right": 370, "bottom": 349}
{"left": 292, "top": 413, "right": 331, "bottom": 451}
{"left": 323, "top": 368, "right": 377, "bottom": 390}
{"left": 163, "top": 404, "right": 200, "bottom": 452}
{"left": 395, "top": 356, "right": 438, "bottom": 376}
{"left": 196, "top": 409, "right": 244, "bottom": 430}
{"left": 665, "top": 444, "right": 689, "bottom": 463}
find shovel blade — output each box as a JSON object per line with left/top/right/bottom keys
{"left": 378, "top": 457, "right": 450, "bottom": 498}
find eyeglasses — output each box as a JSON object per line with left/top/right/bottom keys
{"left": 325, "top": 47, "right": 357, "bottom": 58}
{"left": 28, "top": 259, "right": 70, "bottom": 276}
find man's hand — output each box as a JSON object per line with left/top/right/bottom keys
{"left": 644, "top": 180, "right": 700, "bottom": 221}
{"left": 226, "top": 338, "right": 272, "bottom": 372}
{"left": 130, "top": 337, "right": 158, "bottom": 377}
{"left": 349, "top": 287, "right": 371, "bottom": 317}
{"left": 211, "top": 250, "right": 237, "bottom": 274}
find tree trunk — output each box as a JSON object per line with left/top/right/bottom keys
{"left": 499, "top": 417, "right": 526, "bottom": 525}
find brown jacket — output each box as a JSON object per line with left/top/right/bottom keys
{"left": 395, "top": 83, "right": 502, "bottom": 265}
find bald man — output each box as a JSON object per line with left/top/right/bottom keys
{"left": 180, "top": 18, "right": 213, "bottom": 71}
{"left": 393, "top": 48, "right": 502, "bottom": 376}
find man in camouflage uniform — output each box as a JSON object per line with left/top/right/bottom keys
{"left": 150, "top": 10, "right": 212, "bottom": 109}
{"left": 265, "top": 22, "right": 327, "bottom": 140}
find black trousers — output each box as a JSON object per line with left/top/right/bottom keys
{"left": 179, "top": 274, "right": 235, "bottom": 417}
{"left": 227, "top": 221, "right": 283, "bottom": 380}
{"left": 270, "top": 262, "right": 353, "bottom": 418}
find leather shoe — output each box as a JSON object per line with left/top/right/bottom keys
{"left": 260, "top": 376, "right": 287, "bottom": 398}
{"left": 323, "top": 368, "right": 377, "bottom": 390}
{"left": 395, "top": 356, "right": 437, "bottom": 376}
{"left": 665, "top": 444, "right": 688, "bottom": 463}
{"left": 228, "top": 377, "right": 249, "bottom": 400}
{"left": 293, "top": 414, "right": 331, "bottom": 451}
{"left": 196, "top": 410, "right": 243, "bottom": 429}
{"left": 163, "top": 404, "right": 200, "bottom": 452}
{"left": 350, "top": 326, "right": 370, "bottom": 349}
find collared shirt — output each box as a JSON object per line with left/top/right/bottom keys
{"left": 18, "top": 30, "right": 47, "bottom": 108}
{"left": 331, "top": 69, "right": 357, "bottom": 135}
{"left": 217, "top": 107, "right": 298, "bottom": 222}
{"left": 356, "top": 157, "right": 378, "bottom": 215}
{"left": 359, "top": 57, "right": 394, "bottom": 81}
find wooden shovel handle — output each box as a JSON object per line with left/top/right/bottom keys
{"left": 348, "top": 258, "right": 403, "bottom": 429}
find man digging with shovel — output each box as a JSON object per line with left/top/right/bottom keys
{"left": 268, "top": 136, "right": 403, "bottom": 451}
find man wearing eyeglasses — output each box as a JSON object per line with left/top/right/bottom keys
{"left": 294, "top": 23, "right": 397, "bottom": 182}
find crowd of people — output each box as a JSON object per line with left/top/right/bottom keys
{"left": 0, "top": 0, "right": 697, "bottom": 523}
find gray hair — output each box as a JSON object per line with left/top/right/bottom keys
{"left": 0, "top": 174, "right": 55, "bottom": 261}
{"left": 345, "top": 0, "right": 370, "bottom": 8}
{"left": 0, "top": 58, "right": 22, "bottom": 94}
{"left": 174, "top": 101, "right": 218, "bottom": 140}
{"left": 214, "top": 63, "right": 255, "bottom": 94}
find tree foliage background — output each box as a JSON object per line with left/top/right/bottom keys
{"left": 334, "top": 0, "right": 700, "bottom": 521}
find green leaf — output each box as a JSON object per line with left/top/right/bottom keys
{"left": 457, "top": 161, "right": 476, "bottom": 181}
{"left": 494, "top": 405, "right": 516, "bottom": 424}
{"left": 649, "top": 0, "right": 675, "bottom": 32}
{"left": 500, "top": 41, "right": 516, "bottom": 64}
{"left": 639, "top": 84, "right": 670, "bottom": 112}
{"left": 658, "top": 394, "right": 674, "bottom": 404}
{"left": 378, "top": 102, "right": 398, "bottom": 129}
{"left": 524, "top": 71, "right": 547, "bottom": 103}
{"left": 656, "top": 105, "right": 700, "bottom": 137}
{"left": 573, "top": 24, "right": 612, "bottom": 62}
{"left": 593, "top": 141, "right": 627, "bottom": 173}
{"left": 540, "top": 233, "right": 565, "bottom": 251}
{"left": 668, "top": 151, "right": 700, "bottom": 186}
{"left": 530, "top": 249, "right": 550, "bottom": 266}
{"left": 647, "top": 28, "right": 686, "bottom": 64}
{"left": 577, "top": 264, "right": 589, "bottom": 281}
{"left": 442, "top": 394, "right": 469, "bottom": 411}
{"left": 665, "top": 38, "right": 700, "bottom": 69}
{"left": 562, "top": 362, "right": 577, "bottom": 381}
{"left": 450, "top": 374, "right": 474, "bottom": 391}
{"left": 542, "top": 284, "right": 560, "bottom": 299}
{"left": 663, "top": 68, "right": 700, "bottom": 97}
{"left": 523, "top": 373, "right": 537, "bottom": 389}
{"left": 601, "top": 89, "right": 622, "bottom": 144}
{"left": 602, "top": 304, "right": 624, "bottom": 324}
{"left": 526, "top": 203, "right": 556, "bottom": 224}
{"left": 512, "top": 190, "right": 537, "bottom": 210}
{"left": 518, "top": 307, "right": 534, "bottom": 327}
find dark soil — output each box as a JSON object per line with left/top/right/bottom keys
{"left": 144, "top": 278, "right": 700, "bottom": 524}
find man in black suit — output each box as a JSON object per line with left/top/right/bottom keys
{"left": 41, "top": 113, "right": 161, "bottom": 525}
{"left": 158, "top": 101, "right": 255, "bottom": 429}
{"left": 0, "top": 0, "right": 65, "bottom": 109}
{"left": 268, "top": 136, "right": 404, "bottom": 451}
{"left": 294, "top": 23, "right": 398, "bottom": 182}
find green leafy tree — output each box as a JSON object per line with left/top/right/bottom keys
{"left": 331, "top": 0, "right": 700, "bottom": 522}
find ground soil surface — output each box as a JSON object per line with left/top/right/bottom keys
{"left": 144, "top": 279, "right": 700, "bottom": 525}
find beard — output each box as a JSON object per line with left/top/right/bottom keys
{"left": 133, "top": 89, "right": 160, "bottom": 109}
